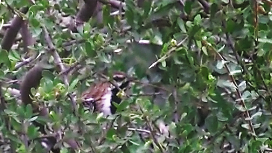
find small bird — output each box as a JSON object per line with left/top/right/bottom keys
{"left": 81, "top": 72, "right": 132, "bottom": 115}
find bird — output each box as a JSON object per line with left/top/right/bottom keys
{"left": 81, "top": 71, "right": 132, "bottom": 115}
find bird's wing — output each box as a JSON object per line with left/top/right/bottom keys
{"left": 81, "top": 82, "right": 112, "bottom": 107}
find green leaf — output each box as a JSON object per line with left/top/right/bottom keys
{"left": 226, "top": 19, "right": 235, "bottom": 33}
{"left": 25, "top": 104, "right": 33, "bottom": 118}
{"left": 205, "top": 115, "right": 218, "bottom": 133}
{"left": 199, "top": 66, "right": 210, "bottom": 80}
{"left": 184, "top": 1, "right": 192, "bottom": 14}
{"left": 143, "top": 0, "right": 152, "bottom": 18}
{"left": 43, "top": 78, "right": 54, "bottom": 93}
{"left": 250, "top": 112, "right": 262, "bottom": 120}
{"left": 9, "top": 50, "right": 21, "bottom": 61}
{"left": 216, "top": 60, "right": 227, "bottom": 69}
{"left": 28, "top": 116, "right": 38, "bottom": 122}
{"left": 99, "top": 52, "right": 111, "bottom": 63}
{"left": 4, "top": 109, "right": 18, "bottom": 117}
{"left": 125, "top": 0, "right": 135, "bottom": 27}
{"left": 27, "top": 125, "right": 39, "bottom": 139}
{"left": 241, "top": 123, "right": 250, "bottom": 130}
{"left": 188, "top": 25, "right": 201, "bottom": 38}
{"left": 159, "top": 60, "right": 165, "bottom": 67}
{"left": 32, "top": 27, "right": 42, "bottom": 37}
{"left": 235, "top": 104, "right": 246, "bottom": 112}
{"left": 68, "top": 78, "right": 79, "bottom": 92}
{"left": 102, "top": 5, "right": 112, "bottom": 26}
{"left": 237, "top": 36, "right": 253, "bottom": 51}
{"left": 39, "top": 0, "right": 49, "bottom": 8}
{"left": 0, "top": 49, "right": 11, "bottom": 68}
{"left": 259, "top": 16, "right": 269, "bottom": 24}
{"left": 116, "top": 100, "right": 129, "bottom": 113}
{"left": 10, "top": 118, "right": 22, "bottom": 132}
{"left": 85, "top": 41, "right": 95, "bottom": 57}
{"left": 259, "top": 38, "right": 272, "bottom": 44}
{"left": 250, "top": 139, "right": 262, "bottom": 152}
{"left": 194, "top": 14, "right": 202, "bottom": 25}
{"left": 177, "top": 18, "right": 186, "bottom": 33}
{"left": 42, "top": 70, "right": 55, "bottom": 80}
{"left": 5, "top": 0, "right": 14, "bottom": 5}
{"left": 49, "top": 111, "right": 59, "bottom": 122}
{"left": 106, "top": 128, "right": 116, "bottom": 141}
{"left": 238, "top": 81, "right": 246, "bottom": 92}
{"left": 17, "top": 104, "right": 27, "bottom": 117}
{"left": 210, "top": 3, "right": 219, "bottom": 18}
{"left": 201, "top": 46, "right": 208, "bottom": 55}
{"left": 7, "top": 133, "right": 21, "bottom": 144}
{"left": 60, "top": 148, "right": 69, "bottom": 153}
{"left": 0, "top": 69, "right": 4, "bottom": 78}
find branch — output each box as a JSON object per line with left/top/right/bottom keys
{"left": 42, "top": 26, "right": 79, "bottom": 150}
{"left": 139, "top": 106, "right": 165, "bottom": 152}
{"left": 148, "top": 37, "right": 188, "bottom": 69}
{"left": 43, "top": 26, "right": 77, "bottom": 108}
{"left": 128, "top": 92, "right": 162, "bottom": 97}
{"left": 198, "top": 0, "right": 210, "bottom": 14}
{"left": 98, "top": 0, "right": 125, "bottom": 10}
{"left": 69, "top": 0, "right": 98, "bottom": 32}
{"left": 201, "top": 40, "right": 256, "bottom": 137}
{"left": 20, "top": 21, "right": 36, "bottom": 53}
{"left": 1, "top": 7, "right": 28, "bottom": 51}
{"left": 14, "top": 53, "right": 42, "bottom": 70}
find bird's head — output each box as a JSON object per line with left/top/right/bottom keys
{"left": 112, "top": 71, "right": 128, "bottom": 87}
{"left": 80, "top": 71, "right": 134, "bottom": 110}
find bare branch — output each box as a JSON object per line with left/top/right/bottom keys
{"left": 20, "top": 21, "right": 36, "bottom": 53}
{"left": 198, "top": 0, "right": 210, "bottom": 14}
{"left": 1, "top": 7, "right": 28, "bottom": 51}
{"left": 42, "top": 26, "right": 79, "bottom": 150}
{"left": 69, "top": 0, "right": 98, "bottom": 32}
{"left": 148, "top": 37, "right": 188, "bottom": 69}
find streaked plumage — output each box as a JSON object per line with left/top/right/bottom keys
{"left": 81, "top": 72, "right": 131, "bottom": 115}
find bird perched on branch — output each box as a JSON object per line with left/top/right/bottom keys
{"left": 81, "top": 71, "right": 133, "bottom": 115}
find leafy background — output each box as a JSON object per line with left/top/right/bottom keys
{"left": 0, "top": 0, "right": 272, "bottom": 152}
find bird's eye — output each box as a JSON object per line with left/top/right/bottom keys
{"left": 113, "top": 76, "right": 125, "bottom": 82}
{"left": 84, "top": 97, "right": 94, "bottom": 102}
{"left": 113, "top": 72, "right": 126, "bottom": 81}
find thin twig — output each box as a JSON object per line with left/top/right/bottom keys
{"left": 222, "top": 13, "right": 268, "bottom": 108}
{"left": 139, "top": 106, "right": 165, "bottom": 152}
{"left": 42, "top": 26, "right": 77, "bottom": 113}
{"left": 63, "top": 39, "right": 85, "bottom": 47}
{"left": 202, "top": 40, "right": 256, "bottom": 136}
{"left": 148, "top": 37, "right": 188, "bottom": 69}
{"left": 102, "top": 126, "right": 160, "bottom": 135}
{"left": 59, "top": 57, "right": 87, "bottom": 75}
{"left": 98, "top": 115, "right": 119, "bottom": 145}
{"left": 132, "top": 80, "right": 170, "bottom": 92}
{"left": 14, "top": 53, "right": 43, "bottom": 70}
{"left": 42, "top": 26, "right": 79, "bottom": 150}
{"left": 128, "top": 93, "right": 162, "bottom": 97}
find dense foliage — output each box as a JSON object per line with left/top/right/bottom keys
{"left": 1, "top": 0, "right": 272, "bottom": 152}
